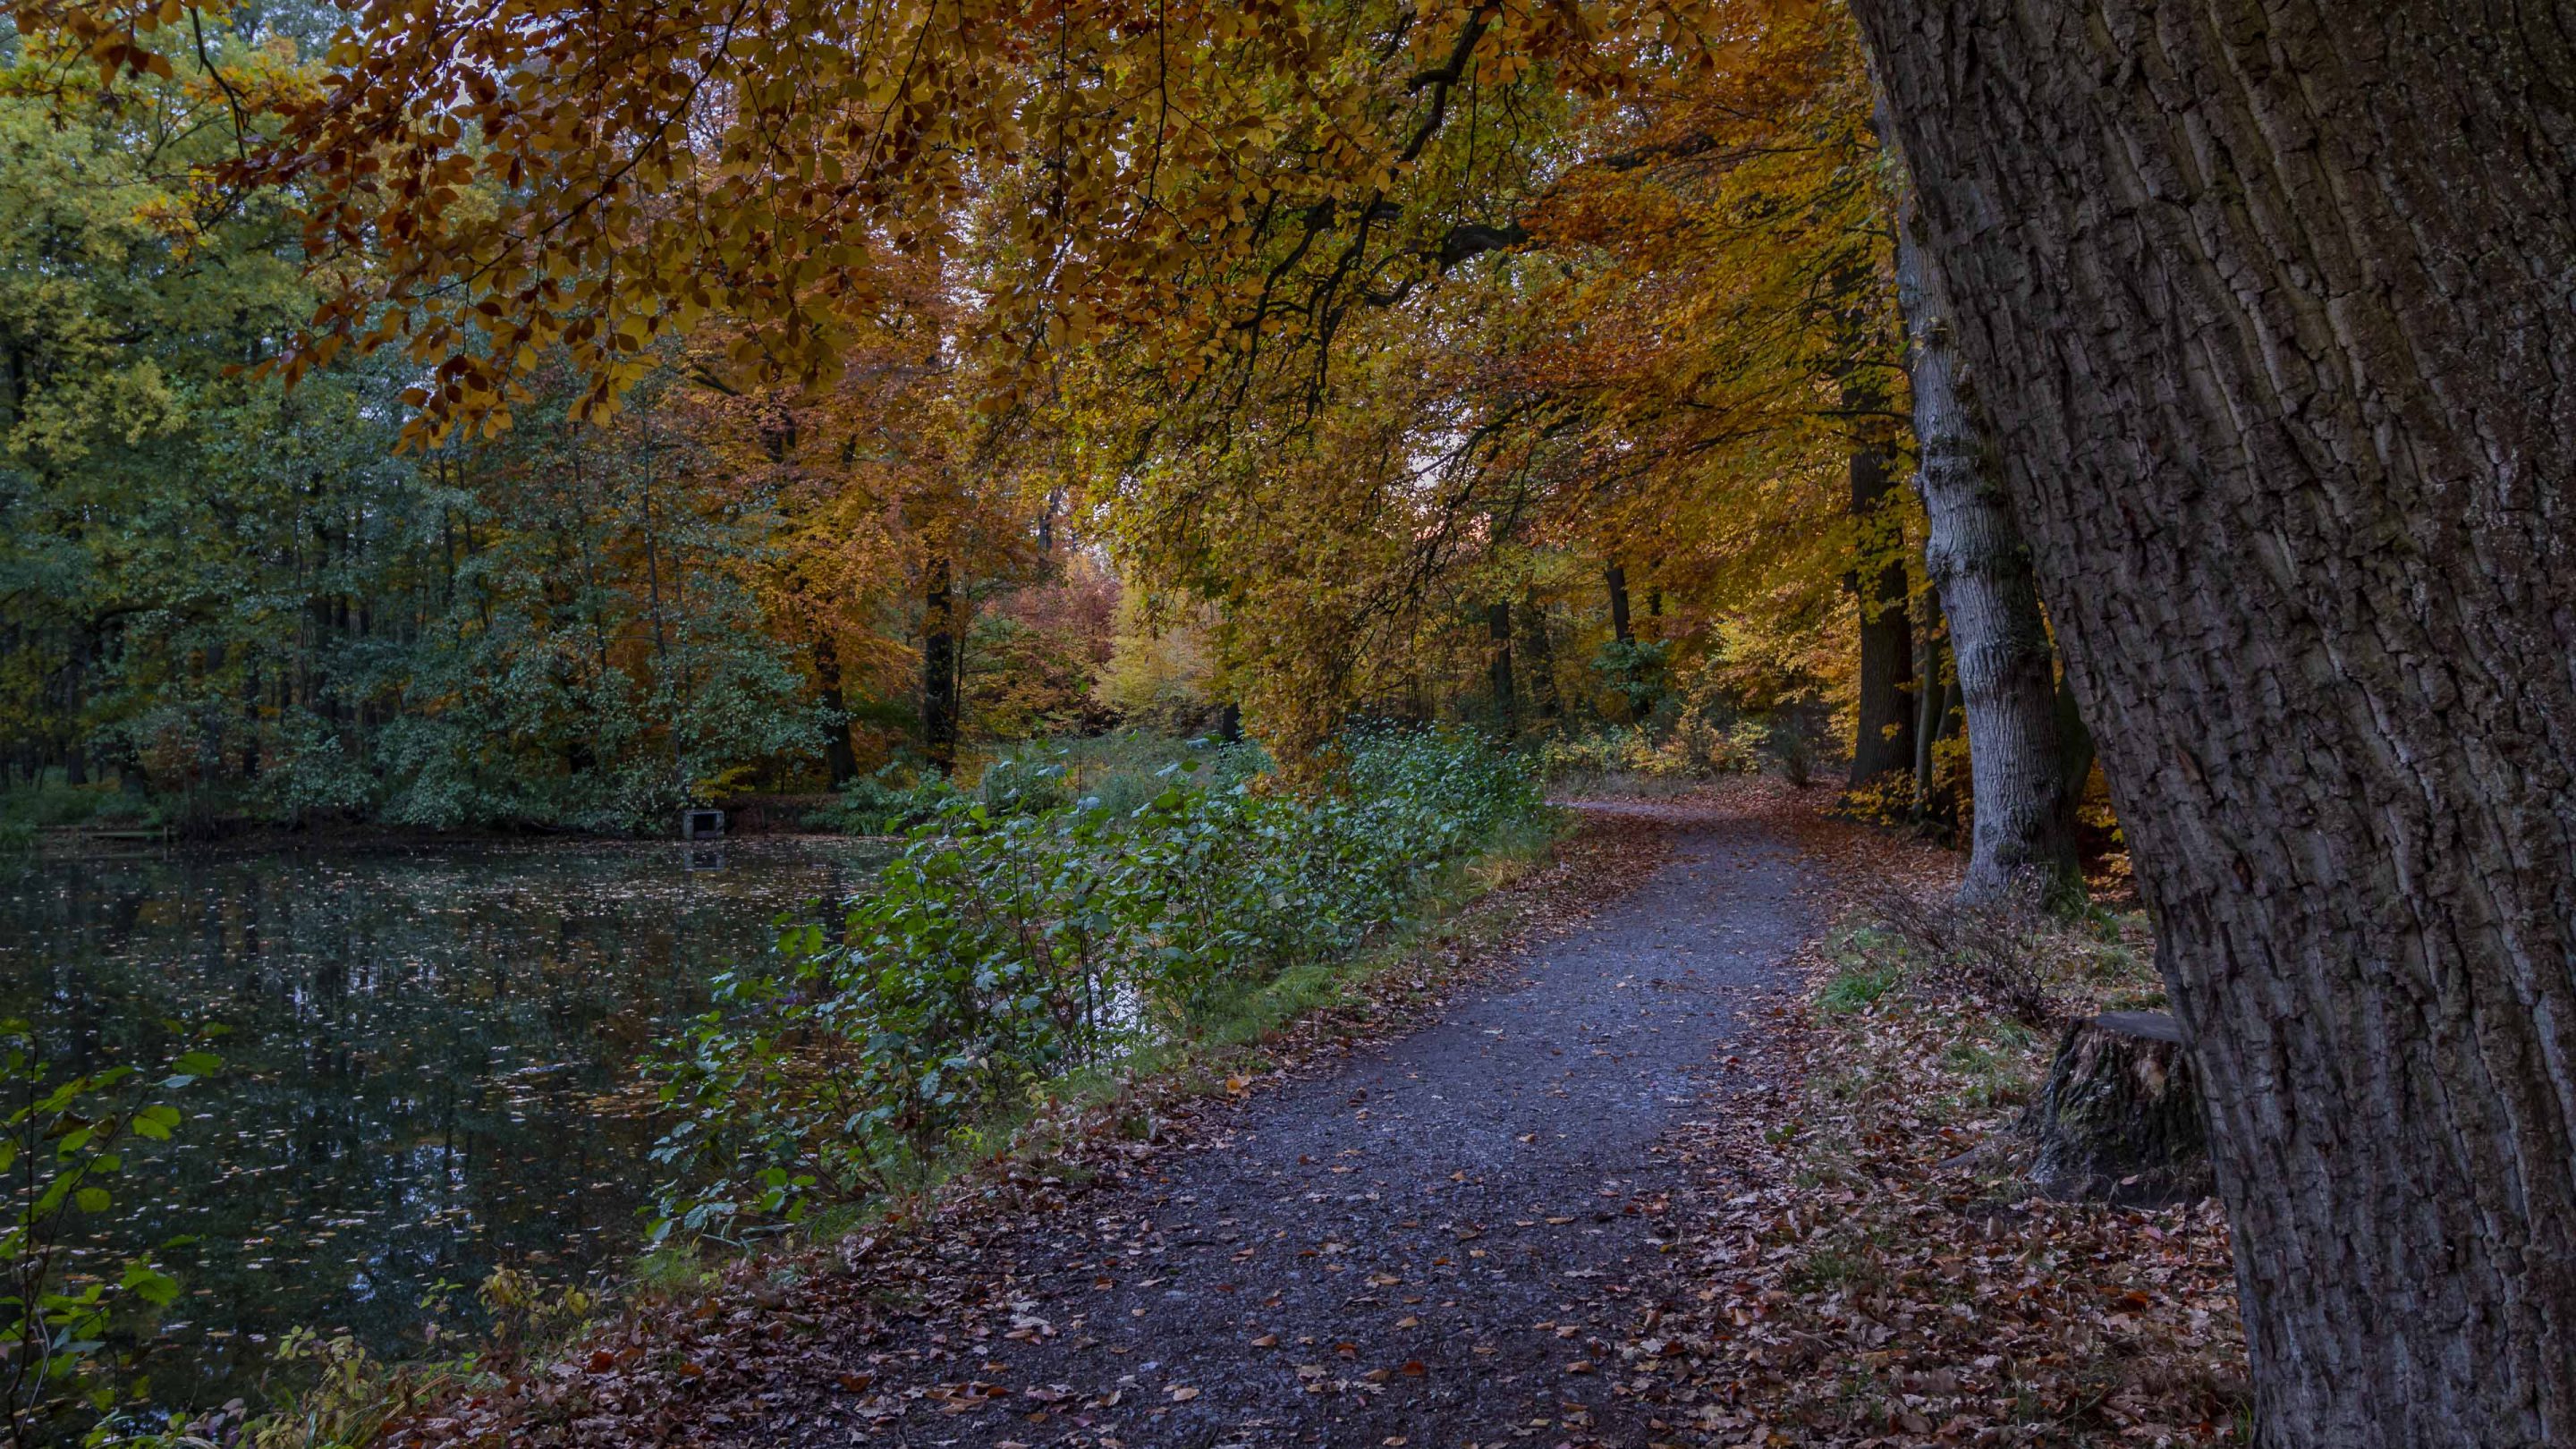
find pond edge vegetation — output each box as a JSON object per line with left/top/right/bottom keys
{"left": 97, "top": 728, "right": 1563, "bottom": 1448}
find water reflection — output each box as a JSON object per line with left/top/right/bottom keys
{"left": 0, "top": 836, "right": 881, "bottom": 1411}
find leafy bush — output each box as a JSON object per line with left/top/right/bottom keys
{"left": 1538, "top": 718, "right": 1772, "bottom": 785}
{"left": 801, "top": 764, "right": 962, "bottom": 835}
{"left": 0, "top": 1025, "right": 215, "bottom": 1444}
{"left": 646, "top": 728, "right": 1538, "bottom": 1242}
{"left": 990, "top": 732, "right": 1265, "bottom": 818}
{"left": 1590, "top": 637, "right": 1670, "bottom": 720}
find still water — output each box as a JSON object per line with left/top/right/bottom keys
{"left": 0, "top": 836, "right": 883, "bottom": 1411}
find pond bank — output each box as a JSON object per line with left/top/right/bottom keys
{"left": 16, "top": 809, "right": 874, "bottom": 862}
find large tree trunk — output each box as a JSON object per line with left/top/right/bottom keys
{"left": 1854, "top": 4, "right": 2576, "bottom": 1444}
{"left": 1845, "top": 435, "right": 1917, "bottom": 784}
{"left": 1895, "top": 224, "right": 2080, "bottom": 904}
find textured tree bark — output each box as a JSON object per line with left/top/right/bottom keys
{"left": 920, "top": 557, "right": 959, "bottom": 776}
{"left": 2053, "top": 669, "right": 2097, "bottom": 846}
{"left": 2028, "top": 1011, "right": 2213, "bottom": 1205}
{"left": 1604, "top": 564, "right": 1632, "bottom": 645}
{"left": 1854, "top": 4, "right": 2576, "bottom": 1443}
{"left": 1845, "top": 435, "right": 1917, "bottom": 785}
{"left": 1895, "top": 225, "right": 2080, "bottom": 903}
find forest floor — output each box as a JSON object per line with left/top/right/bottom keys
{"left": 403, "top": 782, "right": 2246, "bottom": 1449}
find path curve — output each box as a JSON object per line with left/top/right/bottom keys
{"left": 752, "top": 801, "right": 1814, "bottom": 1448}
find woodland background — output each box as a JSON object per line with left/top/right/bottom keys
{"left": 0, "top": 0, "right": 2046, "bottom": 844}
{"left": 9, "top": 0, "right": 2571, "bottom": 1442}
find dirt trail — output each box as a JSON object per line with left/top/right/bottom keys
{"left": 749, "top": 800, "right": 1816, "bottom": 1448}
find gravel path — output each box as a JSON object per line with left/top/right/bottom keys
{"left": 764, "top": 801, "right": 1815, "bottom": 1448}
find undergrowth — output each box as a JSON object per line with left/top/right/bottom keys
{"left": 648, "top": 725, "right": 1539, "bottom": 1245}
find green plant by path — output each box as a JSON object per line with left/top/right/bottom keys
{"left": 0, "top": 1025, "right": 216, "bottom": 1446}
{"left": 645, "top": 728, "right": 1538, "bottom": 1244}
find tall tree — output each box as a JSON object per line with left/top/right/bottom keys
{"left": 1857, "top": 4, "right": 2576, "bottom": 1443}
{"left": 919, "top": 556, "right": 960, "bottom": 775}
{"left": 1893, "top": 224, "right": 2075, "bottom": 902}
{"left": 1843, "top": 432, "right": 1914, "bottom": 784}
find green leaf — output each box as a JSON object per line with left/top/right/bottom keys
{"left": 121, "top": 1261, "right": 181, "bottom": 1307}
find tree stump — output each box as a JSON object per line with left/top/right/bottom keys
{"left": 2026, "top": 1011, "right": 2213, "bottom": 1205}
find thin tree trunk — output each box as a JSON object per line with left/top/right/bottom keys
{"left": 1911, "top": 589, "right": 1944, "bottom": 811}
{"left": 1520, "top": 590, "right": 1560, "bottom": 722}
{"left": 1856, "top": 4, "right": 2576, "bottom": 1442}
{"left": 1487, "top": 601, "right": 1515, "bottom": 735}
{"left": 1605, "top": 563, "right": 1641, "bottom": 723}
{"left": 814, "top": 633, "right": 860, "bottom": 788}
{"left": 1845, "top": 433, "right": 1916, "bottom": 784}
{"left": 1896, "top": 222, "right": 2079, "bottom": 903}
{"left": 921, "top": 557, "right": 959, "bottom": 775}
{"left": 2054, "top": 668, "right": 2096, "bottom": 847}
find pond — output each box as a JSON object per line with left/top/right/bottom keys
{"left": 0, "top": 835, "right": 885, "bottom": 1417}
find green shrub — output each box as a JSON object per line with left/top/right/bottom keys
{"left": 801, "top": 764, "right": 962, "bottom": 835}
{"left": 645, "top": 727, "right": 1537, "bottom": 1242}
{"left": 1538, "top": 719, "right": 1770, "bottom": 785}
{"left": 1818, "top": 961, "right": 1904, "bottom": 1013}
{"left": 0, "top": 1024, "right": 216, "bottom": 1444}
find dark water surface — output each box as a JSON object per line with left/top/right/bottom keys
{"left": 0, "top": 835, "right": 883, "bottom": 1411}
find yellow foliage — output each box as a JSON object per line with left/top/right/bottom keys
{"left": 1093, "top": 591, "right": 1220, "bottom": 734}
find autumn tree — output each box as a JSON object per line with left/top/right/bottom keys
{"left": 35, "top": 0, "right": 2576, "bottom": 1435}
{"left": 1892, "top": 223, "right": 2077, "bottom": 902}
